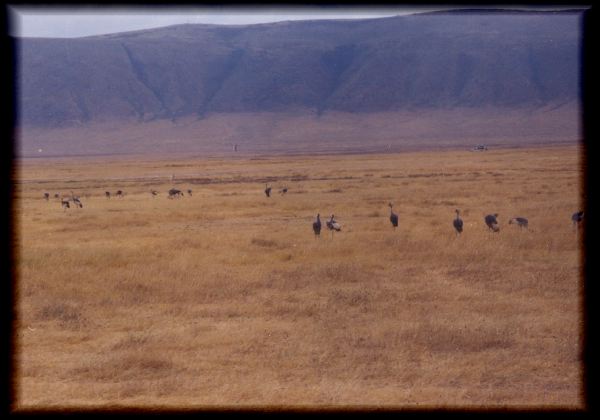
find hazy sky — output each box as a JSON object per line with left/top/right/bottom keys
{"left": 9, "top": 6, "right": 443, "bottom": 38}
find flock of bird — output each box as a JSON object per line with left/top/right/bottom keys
{"left": 43, "top": 186, "right": 585, "bottom": 237}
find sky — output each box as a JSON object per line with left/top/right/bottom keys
{"left": 8, "top": 5, "right": 588, "bottom": 39}
{"left": 8, "top": 6, "right": 436, "bottom": 38}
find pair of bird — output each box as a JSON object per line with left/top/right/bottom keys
{"left": 264, "top": 184, "right": 287, "bottom": 197}
{"left": 312, "top": 213, "right": 341, "bottom": 237}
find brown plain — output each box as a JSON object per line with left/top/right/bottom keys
{"left": 14, "top": 145, "right": 584, "bottom": 409}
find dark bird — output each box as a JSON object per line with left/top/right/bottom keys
{"left": 168, "top": 188, "right": 183, "bottom": 199}
{"left": 389, "top": 203, "right": 398, "bottom": 229}
{"left": 572, "top": 211, "right": 584, "bottom": 230}
{"left": 508, "top": 217, "right": 528, "bottom": 229}
{"left": 484, "top": 213, "right": 500, "bottom": 232}
{"left": 453, "top": 209, "right": 463, "bottom": 235}
{"left": 326, "top": 214, "right": 342, "bottom": 238}
{"left": 43, "top": 192, "right": 49, "bottom": 201}
{"left": 264, "top": 184, "right": 272, "bottom": 198}
{"left": 313, "top": 213, "right": 322, "bottom": 238}
{"left": 105, "top": 191, "right": 111, "bottom": 199}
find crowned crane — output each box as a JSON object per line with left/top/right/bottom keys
{"left": 484, "top": 214, "right": 500, "bottom": 232}
{"left": 389, "top": 203, "right": 398, "bottom": 229}
{"left": 168, "top": 188, "right": 183, "bottom": 199}
{"left": 326, "top": 214, "right": 342, "bottom": 238}
{"left": 572, "top": 211, "right": 584, "bottom": 230}
{"left": 453, "top": 209, "right": 463, "bottom": 235}
{"left": 313, "top": 213, "right": 322, "bottom": 238}
{"left": 264, "top": 184, "right": 272, "bottom": 198}
{"left": 508, "top": 217, "right": 528, "bottom": 229}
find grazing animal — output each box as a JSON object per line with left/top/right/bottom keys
{"left": 313, "top": 213, "right": 322, "bottom": 238}
{"left": 105, "top": 191, "right": 111, "bottom": 199}
{"left": 326, "top": 214, "right": 342, "bottom": 238}
{"left": 43, "top": 193, "right": 49, "bottom": 201}
{"left": 453, "top": 209, "right": 463, "bottom": 235}
{"left": 572, "top": 211, "right": 584, "bottom": 230}
{"left": 264, "top": 184, "right": 272, "bottom": 198}
{"left": 168, "top": 188, "right": 183, "bottom": 199}
{"left": 72, "top": 197, "right": 83, "bottom": 208}
{"left": 484, "top": 214, "right": 500, "bottom": 232}
{"left": 187, "top": 189, "right": 192, "bottom": 196}
{"left": 61, "top": 199, "right": 70, "bottom": 210}
{"left": 389, "top": 203, "right": 399, "bottom": 229}
{"left": 508, "top": 217, "right": 528, "bottom": 229}
{"left": 54, "top": 193, "right": 60, "bottom": 199}
{"left": 151, "top": 190, "right": 159, "bottom": 197}
{"left": 280, "top": 187, "right": 288, "bottom": 195}
{"left": 116, "top": 190, "right": 124, "bottom": 198}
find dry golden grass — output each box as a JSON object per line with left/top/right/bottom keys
{"left": 13, "top": 145, "right": 584, "bottom": 409}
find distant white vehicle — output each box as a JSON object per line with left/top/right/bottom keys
{"left": 472, "top": 144, "right": 488, "bottom": 151}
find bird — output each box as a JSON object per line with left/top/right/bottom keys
{"left": 70, "top": 192, "right": 83, "bottom": 208}
{"left": 43, "top": 192, "right": 49, "bottom": 201}
{"left": 168, "top": 188, "right": 183, "bottom": 199}
{"left": 389, "top": 203, "right": 398, "bottom": 229}
{"left": 484, "top": 213, "right": 500, "bottom": 232}
{"left": 105, "top": 191, "right": 111, "bottom": 199}
{"left": 187, "top": 189, "right": 192, "bottom": 196}
{"left": 313, "top": 213, "right": 321, "bottom": 238}
{"left": 264, "top": 184, "right": 272, "bottom": 198}
{"left": 572, "top": 211, "right": 584, "bottom": 230}
{"left": 326, "top": 214, "right": 342, "bottom": 238}
{"left": 116, "top": 190, "right": 124, "bottom": 198}
{"left": 508, "top": 217, "right": 528, "bottom": 229}
{"left": 453, "top": 209, "right": 463, "bottom": 235}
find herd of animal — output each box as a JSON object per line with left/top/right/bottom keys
{"left": 42, "top": 186, "right": 585, "bottom": 237}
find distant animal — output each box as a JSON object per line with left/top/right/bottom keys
{"left": 61, "top": 198, "right": 70, "bottom": 210}
{"left": 453, "top": 209, "right": 463, "bottom": 235}
{"left": 484, "top": 214, "right": 500, "bottom": 232}
{"left": 54, "top": 193, "right": 60, "bottom": 199}
{"left": 508, "top": 217, "right": 528, "bottom": 229}
{"left": 105, "top": 191, "right": 111, "bottom": 199}
{"left": 326, "top": 214, "right": 342, "bottom": 238}
{"left": 572, "top": 211, "right": 584, "bottom": 230}
{"left": 187, "top": 189, "right": 192, "bottom": 196}
{"left": 168, "top": 188, "right": 183, "bottom": 199}
{"left": 43, "top": 192, "right": 49, "bottom": 201}
{"left": 115, "top": 190, "right": 124, "bottom": 198}
{"left": 264, "top": 184, "right": 272, "bottom": 198}
{"left": 389, "top": 203, "right": 399, "bottom": 229}
{"left": 280, "top": 187, "right": 288, "bottom": 195}
{"left": 313, "top": 213, "right": 322, "bottom": 238}
{"left": 70, "top": 192, "right": 83, "bottom": 208}
{"left": 151, "top": 190, "right": 159, "bottom": 197}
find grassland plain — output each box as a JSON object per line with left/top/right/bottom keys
{"left": 13, "top": 145, "right": 584, "bottom": 409}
